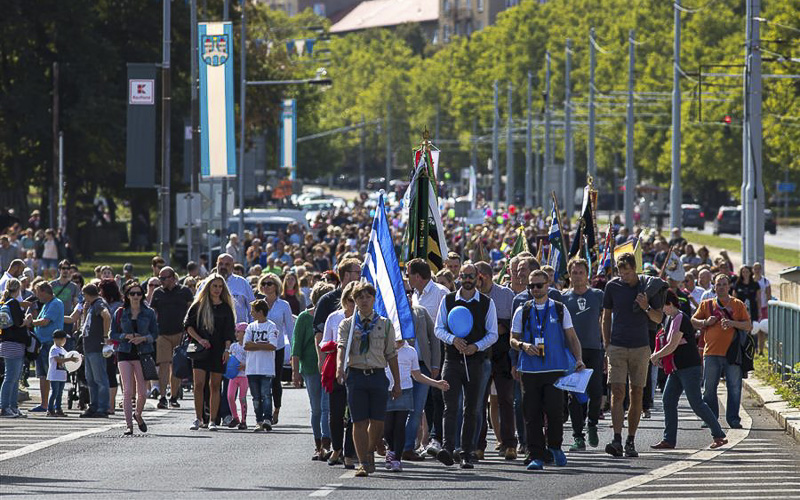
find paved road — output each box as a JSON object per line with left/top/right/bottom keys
{"left": 696, "top": 224, "right": 800, "bottom": 253}
{"left": 2, "top": 378, "right": 799, "bottom": 499}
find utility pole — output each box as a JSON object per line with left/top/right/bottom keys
{"left": 544, "top": 51, "right": 552, "bottom": 206}
{"left": 588, "top": 27, "right": 596, "bottom": 180}
{"left": 221, "top": 0, "right": 230, "bottom": 242}
{"left": 190, "top": 0, "right": 199, "bottom": 263}
{"left": 159, "top": 0, "right": 172, "bottom": 261}
{"left": 625, "top": 29, "right": 636, "bottom": 232}
{"left": 536, "top": 134, "right": 542, "bottom": 209}
{"left": 492, "top": 80, "right": 499, "bottom": 211}
{"left": 525, "top": 71, "right": 533, "bottom": 209}
{"left": 385, "top": 102, "right": 391, "bottom": 192}
{"left": 471, "top": 117, "right": 478, "bottom": 183}
{"left": 743, "top": 0, "right": 764, "bottom": 264}
{"left": 58, "top": 132, "right": 64, "bottom": 233}
{"left": 506, "top": 82, "right": 513, "bottom": 207}
{"left": 435, "top": 103, "right": 440, "bottom": 144}
{"left": 564, "top": 39, "right": 573, "bottom": 216}
{"left": 238, "top": 0, "right": 246, "bottom": 237}
{"left": 670, "top": 3, "right": 683, "bottom": 232}
{"left": 51, "top": 62, "right": 59, "bottom": 229}
{"left": 359, "top": 114, "right": 366, "bottom": 192}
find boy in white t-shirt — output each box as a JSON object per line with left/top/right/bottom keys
{"left": 243, "top": 299, "right": 279, "bottom": 432}
{"left": 384, "top": 339, "right": 449, "bottom": 472}
{"left": 47, "top": 330, "right": 77, "bottom": 417}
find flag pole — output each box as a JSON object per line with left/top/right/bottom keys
{"left": 658, "top": 244, "right": 676, "bottom": 279}
{"left": 551, "top": 191, "right": 569, "bottom": 264}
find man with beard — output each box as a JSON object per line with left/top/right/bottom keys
{"left": 434, "top": 263, "right": 498, "bottom": 469}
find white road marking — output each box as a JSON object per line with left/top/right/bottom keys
{"left": 309, "top": 484, "right": 343, "bottom": 497}
{"left": 0, "top": 409, "right": 169, "bottom": 462}
{"left": 338, "top": 471, "right": 356, "bottom": 479}
{"left": 567, "top": 401, "right": 752, "bottom": 500}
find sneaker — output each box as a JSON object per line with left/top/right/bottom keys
{"left": 238, "top": 422, "right": 248, "bottom": 430}
{"left": 123, "top": 427, "right": 134, "bottom": 436}
{"left": 262, "top": 420, "right": 273, "bottom": 432}
{"left": 526, "top": 459, "right": 544, "bottom": 471}
{"left": 157, "top": 397, "right": 168, "bottom": 409}
{"left": 459, "top": 454, "right": 474, "bottom": 469}
{"left": 0, "top": 409, "right": 18, "bottom": 418}
{"left": 190, "top": 419, "right": 200, "bottom": 430}
{"left": 550, "top": 448, "right": 567, "bottom": 466}
{"left": 570, "top": 437, "right": 586, "bottom": 451}
{"left": 222, "top": 415, "right": 233, "bottom": 427}
{"left": 504, "top": 447, "right": 517, "bottom": 460}
{"left": 355, "top": 465, "right": 368, "bottom": 477}
{"left": 605, "top": 441, "right": 624, "bottom": 457}
{"left": 208, "top": 422, "right": 218, "bottom": 431}
{"left": 401, "top": 450, "right": 425, "bottom": 461}
{"left": 426, "top": 439, "right": 442, "bottom": 457}
{"left": 228, "top": 418, "right": 240, "bottom": 429}
{"left": 149, "top": 387, "right": 160, "bottom": 399}
{"left": 624, "top": 441, "right": 639, "bottom": 458}
{"left": 254, "top": 422, "right": 264, "bottom": 433}
{"left": 12, "top": 409, "right": 26, "bottom": 418}
{"left": 55, "top": 409, "right": 66, "bottom": 417}
{"left": 200, "top": 422, "right": 208, "bottom": 429}
{"left": 30, "top": 405, "right": 47, "bottom": 413}
{"left": 169, "top": 398, "right": 180, "bottom": 408}
{"left": 523, "top": 454, "right": 534, "bottom": 466}
{"left": 436, "top": 449, "right": 455, "bottom": 466}
{"left": 46, "top": 411, "right": 57, "bottom": 417}
{"left": 79, "top": 409, "right": 96, "bottom": 418}
{"left": 587, "top": 426, "right": 599, "bottom": 448}
{"left": 642, "top": 409, "right": 651, "bottom": 419}
{"left": 391, "top": 460, "right": 402, "bottom": 472}
{"left": 385, "top": 451, "right": 395, "bottom": 470}
{"left": 729, "top": 422, "right": 743, "bottom": 429}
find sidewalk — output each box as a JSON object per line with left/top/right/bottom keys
{"left": 743, "top": 376, "right": 800, "bottom": 444}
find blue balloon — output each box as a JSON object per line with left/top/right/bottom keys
{"left": 447, "top": 306, "right": 473, "bottom": 338}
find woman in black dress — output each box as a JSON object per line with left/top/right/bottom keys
{"left": 185, "top": 273, "right": 236, "bottom": 431}
{"left": 733, "top": 265, "right": 760, "bottom": 324}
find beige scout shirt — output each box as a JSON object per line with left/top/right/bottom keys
{"left": 337, "top": 312, "right": 397, "bottom": 370}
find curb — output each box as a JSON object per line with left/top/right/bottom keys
{"left": 743, "top": 376, "right": 800, "bottom": 443}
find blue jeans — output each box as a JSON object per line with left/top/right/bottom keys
{"left": 702, "top": 355, "right": 742, "bottom": 427}
{"left": 247, "top": 375, "right": 273, "bottom": 424}
{"left": 49, "top": 380, "right": 65, "bottom": 412}
{"left": 84, "top": 352, "right": 110, "bottom": 413}
{"left": 404, "top": 363, "right": 431, "bottom": 451}
{"left": 0, "top": 356, "right": 25, "bottom": 412}
{"left": 303, "top": 374, "right": 329, "bottom": 440}
{"left": 663, "top": 365, "right": 726, "bottom": 444}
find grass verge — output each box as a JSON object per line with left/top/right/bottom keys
{"left": 77, "top": 251, "right": 157, "bottom": 281}
{"left": 684, "top": 230, "right": 799, "bottom": 268}
{"left": 755, "top": 355, "right": 800, "bottom": 408}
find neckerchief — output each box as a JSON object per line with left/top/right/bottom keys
{"left": 355, "top": 312, "right": 380, "bottom": 354}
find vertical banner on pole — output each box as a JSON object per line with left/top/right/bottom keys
{"left": 126, "top": 63, "right": 157, "bottom": 188}
{"left": 280, "top": 99, "right": 297, "bottom": 179}
{"left": 198, "top": 21, "right": 236, "bottom": 178}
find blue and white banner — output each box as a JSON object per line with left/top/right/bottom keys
{"left": 363, "top": 193, "right": 416, "bottom": 340}
{"left": 198, "top": 21, "right": 236, "bottom": 178}
{"left": 280, "top": 99, "right": 296, "bottom": 178}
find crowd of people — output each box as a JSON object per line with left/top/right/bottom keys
{"left": 0, "top": 200, "right": 769, "bottom": 476}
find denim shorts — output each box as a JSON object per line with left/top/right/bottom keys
{"left": 36, "top": 341, "right": 54, "bottom": 378}
{"left": 386, "top": 387, "right": 413, "bottom": 412}
{"left": 345, "top": 367, "right": 389, "bottom": 422}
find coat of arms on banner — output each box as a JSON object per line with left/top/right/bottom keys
{"left": 201, "top": 34, "right": 229, "bottom": 66}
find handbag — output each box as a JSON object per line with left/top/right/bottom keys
{"left": 172, "top": 337, "right": 193, "bottom": 380}
{"left": 140, "top": 353, "right": 159, "bottom": 381}
{"left": 654, "top": 326, "right": 677, "bottom": 375}
{"left": 185, "top": 338, "right": 210, "bottom": 361}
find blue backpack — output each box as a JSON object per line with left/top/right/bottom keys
{"left": 0, "top": 301, "right": 14, "bottom": 330}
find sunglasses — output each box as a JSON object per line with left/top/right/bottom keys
{"left": 528, "top": 282, "right": 547, "bottom": 290}
{"left": 158, "top": 275, "right": 173, "bottom": 281}
{"left": 128, "top": 291, "right": 143, "bottom": 297}
{"left": 148, "top": 283, "right": 159, "bottom": 288}
{"left": 460, "top": 273, "right": 476, "bottom": 280}
{"left": 262, "top": 282, "right": 276, "bottom": 288}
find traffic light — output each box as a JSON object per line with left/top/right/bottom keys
{"left": 723, "top": 115, "right": 732, "bottom": 138}
{"left": 724, "top": 115, "right": 732, "bottom": 125}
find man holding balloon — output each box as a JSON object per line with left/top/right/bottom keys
{"left": 433, "top": 263, "right": 498, "bottom": 470}
{"left": 510, "top": 269, "right": 585, "bottom": 471}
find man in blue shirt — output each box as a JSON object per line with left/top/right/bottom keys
{"left": 27, "top": 282, "right": 64, "bottom": 412}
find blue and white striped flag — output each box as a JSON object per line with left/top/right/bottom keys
{"left": 363, "top": 192, "right": 416, "bottom": 340}
{"left": 198, "top": 21, "right": 236, "bottom": 178}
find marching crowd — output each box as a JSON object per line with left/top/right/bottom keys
{"left": 0, "top": 201, "right": 769, "bottom": 476}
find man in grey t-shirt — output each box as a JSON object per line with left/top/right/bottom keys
{"left": 561, "top": 258, "right": 604, "bottom": 451}
{"left": 80, "top": 284, "right": 112, "bottom": 418}
{"left": 601, "top": 253, "right": 665, "bottom": 459}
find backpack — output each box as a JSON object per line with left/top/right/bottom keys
{"left": 0, "top": 301, "right": 13, "bottom": 330}
{"left": 521, "top": 299, "right": 565, "bottom": 340}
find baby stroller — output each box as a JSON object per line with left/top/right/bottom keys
{"left": 66, "top": 333, "right": 89, "bottom": 410}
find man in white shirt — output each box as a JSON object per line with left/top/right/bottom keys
{"left": 433, "top": 263, "right": 498, "bottom": 469}
{"left": 225, "top": 234, "right": 242, "bottom": 264}
{"left": 405, "top": 258, "right": 447, "bottom": 460}
{"left": 214, "top": 253, "right": 255, "bottom": 324}
{"left": 0, "top": 259, "right": 24, "bottom": 293}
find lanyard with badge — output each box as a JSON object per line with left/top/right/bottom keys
{"left": 531, "top": 302, "right": 549, "bottom": 357}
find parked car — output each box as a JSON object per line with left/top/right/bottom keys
{"left": 714, "top": 205, "right": 777, "bottom": 235}
{"left": 681, "top": 204, "right": 705, "bottom": 230}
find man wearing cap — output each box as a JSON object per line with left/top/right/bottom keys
{"left": 433, "top": 263, "right": 498, "bottom": 469}
{"left": 150, "top": 266, "right": 194, "bottom": 409}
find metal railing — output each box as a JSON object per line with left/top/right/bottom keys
{"left": 768, "top": 299, "right": 800, "bottom": 378}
